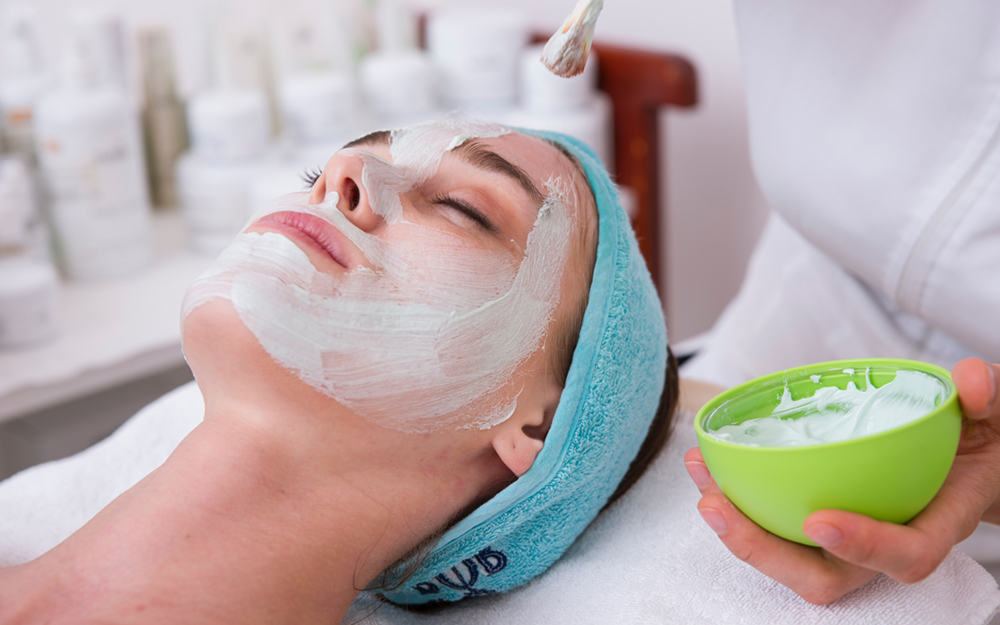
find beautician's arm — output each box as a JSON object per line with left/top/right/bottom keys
{"left": 684, "top": 358, "right": 1000, "bottom": 605}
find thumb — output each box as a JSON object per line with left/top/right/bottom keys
{"left": 952, "top": 359, "right": 1000, "bottom": 422}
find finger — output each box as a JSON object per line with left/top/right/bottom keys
{"left": 686, "top": 446, "right": 878, "bottom": 602}
{"left": 803, "top": 459, "right": 988, "bottom": 585}
{"left": 803, "top": 508, "right": 953, "bottom": 584}
{"left": 698, "top": 492, "right": 878, "bottom": 605}
{"left": 684, "top": 447, "right": 716, "bottom": 491}
{"left": 953, "top": 358, "right": 1000, "bottom": 421}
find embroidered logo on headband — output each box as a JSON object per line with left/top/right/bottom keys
{"left": 413, "top": 546, "right": 508, "bottom": 597}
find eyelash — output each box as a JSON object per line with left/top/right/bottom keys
{"left": 430, "top": 194, "right": 496, "bottom": 233}
{"left": 301, "top": 167, "right": 323, "bottom": 188}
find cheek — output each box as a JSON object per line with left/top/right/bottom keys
{"left": 379, "top": 225, "right": 518, "bottom": 308}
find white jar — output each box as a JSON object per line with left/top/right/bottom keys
{"left": 178, "top": 88, "right": 272, "bottom": 255}
{"left": 0, "top": 255, "right": 59, "bottom": 348}
{"left": 187, "top": 89, "right": 271, "bottom": 161}
{"left": 176, "top": 152, "right": 266, "bottom": 255}
{"left": 278, "top": 71, "right": 355, "bottom": 147}
{"left": 361, "top": 50, "right": 441, "bottom": 127}
{"left": 427, "top": 8, "right": 527, "bottom": 110}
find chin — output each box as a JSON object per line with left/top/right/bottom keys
{"left": 182, "top": 299, "right": 272, "bottom": 391}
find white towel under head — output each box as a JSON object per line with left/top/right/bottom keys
{"left": 0, "top": 382, "right": 997, "bottom": 624}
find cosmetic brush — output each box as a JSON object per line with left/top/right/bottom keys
{"left": 540, "top": 0, "right": 604, "bottom": 78}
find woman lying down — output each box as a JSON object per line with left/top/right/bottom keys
{"left": 0, "top": 120, "right": 679, "bottom": 622}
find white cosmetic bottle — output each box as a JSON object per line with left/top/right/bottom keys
{"left": 33, "top": 9, "right": 153, "bottom": 280}
{"left": 360, "top": 0, "right": 441, "bottom": 129}
{"left": 0, "top": 4, "right": 49, "bottom": 166}
{"left": 176, "top": 18, "right": 273, "bottom": 256}
{"left": 503, "top": 44, "right": 613, "bottom": 169}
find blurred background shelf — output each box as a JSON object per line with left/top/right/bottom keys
{"left": 0, "top": 211, "right": 208, "bottom": 478}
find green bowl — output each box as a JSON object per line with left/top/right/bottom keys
{"left": 694, "top": 358, "right": 961, "bottom": 546}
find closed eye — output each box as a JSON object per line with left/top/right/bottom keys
{"left": 431, "top": 194, "right": 498, "bottom": 234}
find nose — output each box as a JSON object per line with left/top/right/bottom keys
{"left": 308, "top": 151, "right": 381, "bottom": 232}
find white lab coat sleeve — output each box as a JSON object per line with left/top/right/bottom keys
{"left": 681, "top": 213, "right": 979, "bottom": 387}
{"left": 731, "top": 0, "right": 1000, "bottom": 361}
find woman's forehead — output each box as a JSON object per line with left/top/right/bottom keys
{"left": 472, "top": 131, "right": 581, "bottom": 187}
{"left": 344, "top": 126, "right": 581, "bottom": 192}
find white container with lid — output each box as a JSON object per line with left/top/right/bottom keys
{"left": 187, "top": 89, "right": 271, "bottom": 161}
{"left": 178, "top": 11, "right": 278, "bottom": 257}
{"left": 427, "top": 7, "right": 527, "bottom": 110}
{"left": 361, "top": 50, "right": 439, "bottom": 128}
{"left": 278, "top": 71, "right": 355, "bottom": 147}
{"left": 0, "top": 255, "right": 59, "bottom": 348}
{"left": 176, "top": 153, "right": 269, "bottom": 255}
{"left": 34, "top": 8, "right": 153, "bottom": 281}
{"left": 359, "top": 0, "right": 442, "bottom": 129}
{"left": 177, "top": 89, "right": 271, "bottom": 255}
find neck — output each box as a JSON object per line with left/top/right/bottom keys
{"left": 0, "top": 383, "right": 507, "bottom": 624}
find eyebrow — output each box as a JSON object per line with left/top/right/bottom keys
{"left": 452, "top": 140, "right": 545, "bottom": 206}
{"left": 342, "top": 129, "right": 392, "bottom": 149}
{"left": 341, "top": 130, "right": 546, "bottom": 207}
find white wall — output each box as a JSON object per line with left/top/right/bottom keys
{"left": 10, "top": 0, "right": 770, "bottom": 342}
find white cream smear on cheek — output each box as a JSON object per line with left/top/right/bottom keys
{"left": 709, "top": 369, "right": 948, "bottom": 447}
{"left": 182, "top": 119, "right": 575, "bottom": 433}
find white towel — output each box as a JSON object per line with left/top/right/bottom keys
{"left": 0, "top": 382, "right": 204, "bottom": 565}
{"left": 1, "top": 382, "right": 998, "bottom": 624}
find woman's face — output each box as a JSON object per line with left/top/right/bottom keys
{"left": 182, "top": 120, "right": 593, "bottom": 434}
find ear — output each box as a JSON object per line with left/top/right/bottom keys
{"left": 491, "top": 385, "right": 562, "bottom": 477}
{"left": 491, "top": 422, "right": 544, "bottom": 478}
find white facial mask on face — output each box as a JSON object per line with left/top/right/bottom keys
{"left": 182, "top": 120, "right": 576, "bottom": 433}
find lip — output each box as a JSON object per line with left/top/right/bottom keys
{"left": 253, "top": 211, "right": 351, "bottom": 269}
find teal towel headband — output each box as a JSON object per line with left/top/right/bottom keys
{"left": 379, "top": 130, "right": 668, "bottom": 605}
